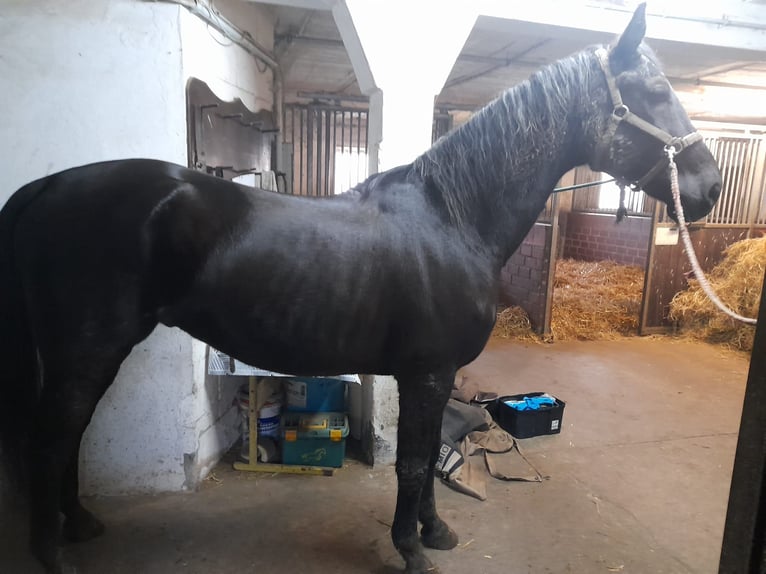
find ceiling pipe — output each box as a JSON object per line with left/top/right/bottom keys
{"left": 148, "top": 0, "right": 279, "bottom": 68}
{"left": 276, "top": 33, "right": 344, "bottom": 48}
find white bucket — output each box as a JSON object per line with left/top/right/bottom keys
{"left": 257, "top": 399, "right": 282, "bottom": 439}
{"left": 238, "top": 383, "right": 283, "bottom": 441}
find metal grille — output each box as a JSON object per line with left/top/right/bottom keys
{"left": 656, "top": 133, "right": 766, "bottom": 225}
{"left": 570, "top": 132, "right": 766, "bottom": 226}
{"left": 284, "top": 104, "right": 368, "bottom": 196}
{"left": 704, "top": 135, "right": 766, "bottom": 226}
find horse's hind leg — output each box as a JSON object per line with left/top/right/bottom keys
{"left": 392, "top": 369, "right": 457, "bottom": 574}
{"left": 61, "top": 441, "right": 104, "bottom": 543}
{"left": 29, "top": 331, "right": 148, "bottom": 573}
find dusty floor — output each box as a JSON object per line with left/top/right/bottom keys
{"left": 1, "top": 337, "right": 750, "bottom": 574}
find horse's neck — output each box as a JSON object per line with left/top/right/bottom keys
{"left": 415, "top": 53, "right": 603, "bottom": 266}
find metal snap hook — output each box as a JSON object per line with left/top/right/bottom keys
{"left": 665, "top": 142, "right": 678, "bottom": 162}
{"left": 666, "top": 138, "right": 684, "bottom": 154}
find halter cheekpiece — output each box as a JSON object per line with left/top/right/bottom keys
{"left": 592, "top": 47, "right": 703, "bottom": 194}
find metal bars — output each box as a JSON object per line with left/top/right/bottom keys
{"left": 571, "top": 132, "right": 766, "bottom": 228}
{"left": 704, "top": 135, "right": 766, "bottom": 226}
{"left": 284, "top": 104, "right": 369, "bottom": 196}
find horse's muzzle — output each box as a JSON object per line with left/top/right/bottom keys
{"left": 669, "top": 181, "right": 722, "bottom": 224}
{"left": 708, "top": 181, "right": 722, "bottom": 207}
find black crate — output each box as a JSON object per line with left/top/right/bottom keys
{"left": 488, "top": 392, "right": 566, "bottom": 439}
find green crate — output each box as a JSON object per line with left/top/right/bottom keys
{"left": 281, "top": 412, "right": 349, "bottom": 468}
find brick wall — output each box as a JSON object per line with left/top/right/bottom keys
{"left": 562, "top": 212, "right": 651, "bottom": 267}
{"left": 499, "top": 223, "right": 552, "bottom": 333}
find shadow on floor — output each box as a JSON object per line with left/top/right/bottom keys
{"left": 0, "top": 338, "right": 749, "bottom": 574}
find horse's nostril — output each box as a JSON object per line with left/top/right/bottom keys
{"left": 709, "top": 182, "right": 722, "bottom": 202}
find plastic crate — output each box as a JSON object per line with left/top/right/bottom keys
{"left": 285, "top": 378, "right": 346, "bottom": 412}
{"left": 281, "top": 412, "right": 349, "bottom": 467}
{"left": 489, "top": 392, "right": 566, "bottom": 439}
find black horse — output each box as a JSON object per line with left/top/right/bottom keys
{"left": 0, "top": 5, "right": 720, "bottom": 574}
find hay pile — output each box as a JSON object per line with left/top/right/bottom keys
{"left": 492, "top": 259, "right": 645, "bottom": 341}
{"left": 551, "top": 259, "right": 644, "bottom": 340}
{"left": 669, "top": 236, "right": 765, "bottom": 352}
{"left": 493, "top": 305, "right": 539, "bottom": 341}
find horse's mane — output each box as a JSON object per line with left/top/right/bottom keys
{"left": 413, "top": 48, "right": 604, "bottom": 226}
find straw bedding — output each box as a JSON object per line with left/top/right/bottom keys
{"left": 492, "top": 305, "right": 539, "bottom": 341}
{"left": 492, "top": 259, "right": 645, "bottom": 342}
{"left": 492, "top": 236, "right": 764, "bottom": 350}
{"left": 669, "top": 235, "right": 764, "bottom": 352}
{"left": 550, "top": 259, "right": 644, "bottom": 340}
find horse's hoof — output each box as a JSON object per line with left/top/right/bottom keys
{"left": 421, "top": 522, "right": 458, "bottom": 550}
{"left": 403, "top": 554, "right": 439, "bottom": 574}
{"left": 53, "top": 561, "right": 80, "bottom": 574}
{"left": 31, "top": 541, "right": 67, "bottom": 574}
{"left": 62, "top": 508, "right": 105, "bottom": 543}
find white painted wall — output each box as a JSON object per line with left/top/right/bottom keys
{"left": 180, "top": 0, "right": 274, "bottom": 113}
{"left": 0, "top": 0, "right": 187, "bottom": 191}
{"left": 0, "top": 0, "right": 275, "bottom": 494}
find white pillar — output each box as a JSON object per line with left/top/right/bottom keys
{"left": 336, "top": 0, "right": 477, "bottom": 464}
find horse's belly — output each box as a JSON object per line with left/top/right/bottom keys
{"left": 165, "top": 291, "right": 494, "bottom": 377}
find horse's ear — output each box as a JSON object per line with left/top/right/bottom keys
{"left": 611, "top": 3, "right": 646, "bottom": 68}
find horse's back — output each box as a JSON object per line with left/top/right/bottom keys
{"left": 7, "top": 160, "right": 254, "bottom": 337}
{"left": 5, "top": 158, "right": 497, "bottom": 375}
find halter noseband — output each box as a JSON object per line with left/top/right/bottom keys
{"left": 592, "top": 48, "right": 702, "bottom": 192}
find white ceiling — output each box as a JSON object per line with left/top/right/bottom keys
{"left": 269, "top": 4, "right": 766, "bottom": 124}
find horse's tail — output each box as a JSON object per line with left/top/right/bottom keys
{"left": 0, "top": 176, "right": 49, "bottom": 501}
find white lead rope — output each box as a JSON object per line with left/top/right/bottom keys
{"left": 667, "top": 146, "right": 758, "bottom": 325}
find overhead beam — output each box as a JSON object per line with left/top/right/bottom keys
{"left": 476, "top": 0, "right": 766, "bottom": 52}
{"left": 276, "top": 33, "right": 342, "bottom": 47}
{"left": 676, "top": 61, "right": 754, "bottom": 80}
{"left": 256, "top": 0, "right": 766, "bottom": 52}
{"left": 253, "top": 0, "right": 766, "bottom": 53}
{"left": 275, "top": 13, "right": 316, "bottom": 76}
{"left": 330, "top": 0, "right": 376, "bottom": 95}
{"left": 250, "top": 0, "right": 335, "bottom": 9}
{"left": 444, "top": 38, "right": 549, "bottom": 89}
{"left": 670, "top": 77, "right": 766, "bottom": 92}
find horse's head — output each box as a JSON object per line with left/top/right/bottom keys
{"left": 589, "top": 3, "right": 722, "bottom": 222}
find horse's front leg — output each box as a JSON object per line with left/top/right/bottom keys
{"left": 392, "top": 369, "right": 457, "bottom": 574}
{"left": 418, "top": 445, "right": 459, "bottom": 551}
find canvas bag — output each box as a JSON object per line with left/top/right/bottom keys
{"left": 436, "top": 399, "right": 548, "bottom": 500}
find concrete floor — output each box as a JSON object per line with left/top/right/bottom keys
{"left": 1, "top": 337, "right": 750, "bottom": 574}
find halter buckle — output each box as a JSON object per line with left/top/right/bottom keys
{"left": 612, "top": 104, "right": 629, "bottom": 120}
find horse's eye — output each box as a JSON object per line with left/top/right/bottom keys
{"left": 647, "top": 79, "right": 672, "bottom": 102}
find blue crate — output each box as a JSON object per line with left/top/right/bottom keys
{"left": 285, "top": 377, "right": 346, "bottom": 412}
{"left": 281, "top": 412, "right": 349, "bottom": 467}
